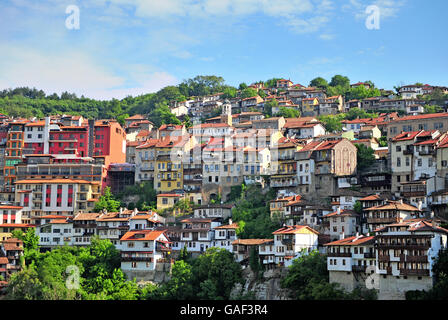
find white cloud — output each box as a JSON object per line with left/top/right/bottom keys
{"left": 319, "top": 33, "right": 335, "bottom": 40}
{"left": 105, "top": 0, "right": 333, "bottom": 34}
{"left": 0, "top": 45, "right": 178, "bottom": 100}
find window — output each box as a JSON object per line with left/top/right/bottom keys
{"left": 397, "top": 157, "right": 401, "bottom": 167}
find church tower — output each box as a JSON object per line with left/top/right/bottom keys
{"left": 220, "top": 100, "right": 232, "bottom": 126}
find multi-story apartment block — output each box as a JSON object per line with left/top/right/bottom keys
{"left": 96, "top": 209, "right": 135, "bottom": 246}
{"left": 364, "top": 200, "right": 423, "bottom": 233}
{"left": 323, "top": 208, "right": 361, "bottom": 241}
{"left": 375, "top": 219, "right": 448, "bottom": 299}
{"left": 390, "top": 130, "right": 444, "bottom": 196}
{"left": 15, "top": 179, "right": 101, "bottom": 224}
{"left": 232, "top": 239, "right": 274, "bottom": 265}
{"left": 270, "top": 139, "right": 302, "bottom": 192}
{"left": 295, "top": 139, "right": 357, "bottom": 199}
{"left": 193, "top": 204, "right": 233, "bottom": 220}
{"left": 270, "top": 194, "right": 301, "bottom": 218}
{"left": 272, "top": 225, "right": 319, "bottom": 266}
{"left": 120, "top": 229, "right": 171, "bottom": 281}
{"left": 0, "top": 238, "right": 24, "bottom": 281}
{"left": 326, "top": 235, "right": 376, "bottom": 292}
{"left": 72, "top": 212, "right": 100, "bottom": 246}
{"left": 179, "top": 218, "right": 221, "bottom": 255}
{"left": 134, "top": 138, "right": 158, "bottom": 183}
{"left": 211, "top": 221, "right": 238, "bottom": 252}
{"left": 4, "top": 120, "right": 28, "bottom": 191}
{"left": 154, "top": 136, "right": 195, "bottom": 193}
{"left": 387, "top": 113, "right": 448, "bottom": 141}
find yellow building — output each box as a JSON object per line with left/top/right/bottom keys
{"left": 154, "top": 135, "right": 195, "bottom": 193}
{"left": 301, "top": 97, "right": 319, "bottom": 115}
{"left": 271, "top": 140, "right": 303, "bottom": 189}
{"left": 156, "top": 193, "right": 185, "bottom": 211}
{"left": 0, "top": 223, "right": 34, "bottom": 242}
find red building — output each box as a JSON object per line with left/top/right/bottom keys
{"left": 49, "top": 125, "right": 89, "bottom": 157}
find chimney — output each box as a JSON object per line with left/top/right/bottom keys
{"left": 337, "top": 207, "right": 341, "bottom": 215}
{"left": 340, "top": 232, "right": 345, "bottom": 240}
{"left": 133, "top": 207, "right": 138, "bottom": 216}
{"left": 229, "top": 218, "right": 233, "bottom": 225}
{"left": 120, "top": 207, "right": 123, "bottom": 215}
{"left": 418, "top": 201, "right": 422, "bottom": 211}
{"left": 431, "top": 211, "right": 435, "bottom": 219}
{"left": 399, "top": 199, "right": 403, "bottom": 205}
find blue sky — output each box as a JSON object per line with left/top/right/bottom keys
{"left": 0, "top": 0, "right": 447, "bottom": 100}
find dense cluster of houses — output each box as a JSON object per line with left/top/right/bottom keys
{"left": 0, "top": 79, "right": 447, "bottom": 299}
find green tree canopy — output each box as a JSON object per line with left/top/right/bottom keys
{"left": 94, "top": 187, "right": 121, "bottom": 213}
{"left": 355, "top": 144, "right": 376, "bottom": 171}
{"left": 309, "top": 77, "right": 329, "bottom": 89}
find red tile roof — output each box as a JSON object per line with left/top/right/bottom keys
{"left": 232, "top": 239, "right": 274, "bottom": 246}
{"left": 324, "top": 235, "right": 375, "bottom": 246}
{"left": 272, "top": 225, "right": 319, "bottom": 235}
{"left": 120, "top": 229, "right": 166, "bottom": 241}
{"left": 324, "top": 210, "right": 359, "bottom": 218}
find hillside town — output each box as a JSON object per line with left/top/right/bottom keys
{"left": 1, "top": 79, "right": 448, "bottom": 300}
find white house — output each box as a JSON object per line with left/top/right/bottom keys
{"left": 120, "top": 229, "right": 171, "bottom": 279}
{"left": 272, "top": 225, "right": 319, "bottom": 266}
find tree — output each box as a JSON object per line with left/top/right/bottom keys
{"left": 277, "top": 107, "right": 300, "bottom": 118}
{"left": 264, "top": 78, "right": 282, "bottom": 88}
{"left": 309, "top": 77, "right": 328, "bottom": 89}
{"left": 154, "top": 260, "right": 195, "bottom": 300}
{"left": 318, "top": 114, "right": 345, "bottom": 132}
{"left": 94, "top": 187, "right": 121, "bottom": 213}
{"left": 263, "top": 99, "right": 278, "bottom": 117}
{"left": 6, "top": 266, "right": 44, "bottom": 300}
{"left": 354, "top": 200, "right": 362, "bottom": 215}
{"left": 345, "top": 107, "right": 377, "bottom": 121}
{"left": 240, "top": 88, "right": 258, "bottom": 99}
{"left": 258, "top": 89, "right": 267, "bottom": 99}
{"left": 355, "top": 144, "right": 376, "bottom": 171}
{"left": 423, "top": 104, "right": 443, "bottom": 114}
{"left": 329, "top": 75, "right": 350, "bottom": 88}
{"left": 281, "top": 250, "right": 346, "bottom": 300}
{"left": 238, "top": 83, "right": 248, "bottom": 90}
{"left": 222, "top": 87, "right": 237, "bottom": 99}
{"left": 191, "top": 248, "right": 243, "bottom": 300}
{"left": 148, "top": 103, "right": 181, "bottom": 128}
{"left": 249, "top": 246, "right": 263, "bottom": 277}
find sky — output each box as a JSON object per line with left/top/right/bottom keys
{"left": 0, "top": 0, "right": 447, "bottom": 100}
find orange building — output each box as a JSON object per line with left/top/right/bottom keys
{"left": 4, "top": 120, "right": 29, "bottom": 191}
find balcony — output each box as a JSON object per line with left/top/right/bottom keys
{"left": 73, "top": 223, "right": 97, "bottom": 229}
{"left": 367, "top": 218, "right": 397, "bottom": 224}
{"left": 406, "top": 255, "right": 428, "bottom": 263}
{"left": 378, "top": 254, "right": 390, "bottom": 262}
{"left": 378, "top": 243, "right": 431, "bottom": 250}
{"left": 364, "top": 252, "right": 375, "bottom": 259}
{"left": 121, "top": 255, "right": 153, "bottom": 262}
{"left": 400, "top": 269, "right": 430, "bottom": 276}
{"left": 328, "top": 252, "right": 351, "bottom": 257}
{"left": 419, "top": 149, "right": 435, "bottom": 156}
{"left": 281, "top": 238, "right": 294, "bottom": 246}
